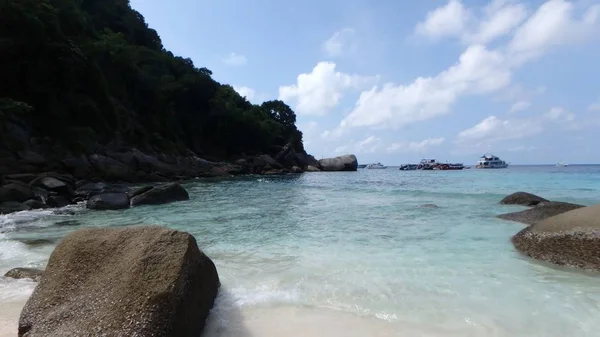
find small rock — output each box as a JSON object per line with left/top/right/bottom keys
{"left": 0, "top": 201, "right": 31, "bottom": 214}
{"left": 500, "top": 192, "right": 549, "bottom": 206}
{"left": 30, "top": 176, "right": 72, "bottom": 197}
{"left": 5, "top": 173, "right": 37, "bottom": 184}
{"left": 130, "top": 183, "right": 189, "bottom": 206}
{"left": 4, "top": 268, "right": 44, "bottom": 282}
{"left": 498, "top": 201, "right": 585, "bottom": 225}
{"left": 23, "top": 199, "right": 46, "bottom": 210}
{"left": 419, "top": 204, "right": 439, "bottom": 209}
{"left": 46, "top": 195, "right": 71, "bottom": 208}
{"left": 17, "top": 238, "right": 56, "bottom": 247}
{"left": 306, "top": 165, "right": 320, "bottom": 172}
{"left": 291, "top": 166, "right": 303, "bottom": 173}
{"left": 127, "top": 185, "right": 154, "bottom": 199}
{"left": 87, "top": 193, "right": 130, "bottom": 210}
{"left": 0, "top": 182, "right": 34, "bottom": 203}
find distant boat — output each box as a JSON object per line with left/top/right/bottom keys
{"left": 358, "top": 164, "right": 367, "bottom": 169}
{"left": 366, "top": 162, "right": 387, "bottom": 169}
{"left": 399, "top": 164, "right": 418, "bottom": 171}
{"left": 476, "top": 153, "right": 508, "bottom": 169}
{"left": 557, "top": 161, "right": 568, "bottom": 167}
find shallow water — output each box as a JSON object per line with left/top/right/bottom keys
{"left": 1, "top": 165, "right": 600, "bottom": 336}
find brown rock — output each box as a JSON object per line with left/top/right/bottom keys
{"left": 4, "top": 268, "right": 44, "bottom": 282}
{"left": 498, "top": 201, "right": 584, "bottom": 225}
{"left": 500, "top": 192, "right": 549, "bottom": 206}
{"left": 18, "top": 226, "right": 220, "bottom": 337}
{"left": 512, "top": 204, "right": 600, "bottom": 271}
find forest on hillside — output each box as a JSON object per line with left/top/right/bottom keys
{"left": 0, "top": 0, "right": 304, "bottom": 160}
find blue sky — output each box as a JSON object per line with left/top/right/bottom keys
{"left": 130, "top": 0, "right": 600, "bottom": 165}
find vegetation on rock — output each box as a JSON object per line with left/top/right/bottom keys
{"left": 0, "top": 0, "right": 304, "bottom": 160}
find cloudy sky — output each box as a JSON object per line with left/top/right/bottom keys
{"left": 131, "top": 0, "right": 600, "bottom": 165}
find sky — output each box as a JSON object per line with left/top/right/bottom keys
{"left": 130, "top": 0, "right": 600, "bottom": 165}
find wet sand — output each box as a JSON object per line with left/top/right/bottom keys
{"left": 0, "top": 300, "right": 24, "bottom": 337}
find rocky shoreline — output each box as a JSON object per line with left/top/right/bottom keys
{"left": 498, "top": 191, "right": 600, "bottom": 271}
{"left": 0, "top": 146, "right": 358, "bottom": 214}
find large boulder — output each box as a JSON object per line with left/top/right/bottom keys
{"left": 86, "top": 193, "right": 130, "bottom": 210}
{"left": 512, "top": 204, "right": 600, "bottom": 271}
{"left": 318, "top": 154, "right": 358, "bottom": 171}
{"left": 498, "top": 201, "right": 585, "bottom": 225}
{"left": 4, "top": 268, "right": 44, "bottom": 282}
{"left": 130, "top": 183, "right": 189, "bottom": 206}
{"left": 500, "top": 192, "right": 548, "bottom": 206}
{"left": 18, "top": 226, "right": 220, "bottom": 337}
{"left": 0, "top": 182, "right": 34, "bottom": 202}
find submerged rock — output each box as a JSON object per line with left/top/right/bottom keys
{"left": 130, "top": 183, "right": 189, "bottom": 206}
{"left": 419, "top": 204, "right": 439, "bottom": 209}
{"left": 4, "top": 268, "right": 44, "bottom": 282}
{"left": 512, "top": 204, "right": 600, "bottom": 271}
{"left": 18, "top": 226, "right": 220, "bottom": 337}
{"left": 86, "top": 193, "right": 130, "bottom": 210}
{"left": 318, "top": 154, "right": 358, "bottom": 172}
{"left": 498, "top": 201, "right": 584, "bottom": 225}
{"left": 500, "top": 192, "right": 548, "bottom": 206}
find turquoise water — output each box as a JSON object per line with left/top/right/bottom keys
{"left": 1, "top": 165, "right": 600, "bottom": 336}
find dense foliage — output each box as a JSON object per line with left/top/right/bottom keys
{"left": 0, "top": 0, "right": 303, "bottom": 159}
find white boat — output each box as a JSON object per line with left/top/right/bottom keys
{"left": 366, "top": 162, "right": 387, "bottom": 169}
{"left": 476, "top": 154, "right": 508, "bottom": 169}
{"left": 557, "top": 161, "right": 568, "bottom": 167}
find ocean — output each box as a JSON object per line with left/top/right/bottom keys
{"left": 1, "top": 165, "right": 600, "bottom": 336}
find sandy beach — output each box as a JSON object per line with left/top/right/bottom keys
{"left": 0, "top": 300, "right": 24, "bottom": 337}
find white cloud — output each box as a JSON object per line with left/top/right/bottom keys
{"left": 467, "top": 0, "right": 528, "bottom": 44}
{"left": 508, "top": 0, "right": 600, "bottom": 64}
{"left": 544, "top": 106, "right": 576, "bottom": 122}
{"left": 323, "top": 28, "right": 356, "bottom": 57}
{"left": 415, "top": 0, "right": 471, "bottom": 41}
{"left": 356, "top": 136, "right": 382, "bottom": 153}
{"left": 298, "top": 121, "right": 320, "bottom": 147}
{"left": 341, "top": 45, "right": 510, "bottom": 129}
{"left": 339, "top": 0, "right": 599, "bottom": 132}
{"left": 507, "top": 145, "right": 538, "bottom": 152}
{"left": 457, "top": 115, "right": 543, "bottom": 142}
{"left": 588, "top": 99, "right": 600, "bottom": 111}
{"left": 509, "top": 100, "right": 531, "bottom": 113}
{"left": 222, "top": 52, "right": 247, "bottom": 66}
{"left": 589, "top": 103, "right": 600, "bottom": 111}
{"left": 415, "top": 0, "right": 527, "bottom": 44}
{"left": 388, "top": 137, "right": 445, "bottom": 153}
{"left": 233, "top": 86, "right": 255, "bottom": 100}
{"left": 334, "top": 135, "right": 382, "bottom": 154}
{"left": 279, "top": 62, "right": 379, "bottom": 116}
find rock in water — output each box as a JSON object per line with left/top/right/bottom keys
{"left": 498, "top": 201, "right": 584, "bottom": 225}
{"left": 130, "top": 183, "right": 189, "bottom": 206}
{"left": 318, "top": 154, "right": 358, "bottom": 171}
{"left": 500, "top": 192, "right": 548, "bottom": 206}
{"left": 512, "top": 204, "right": 600, "bottom": 271}
{"left": 4, "top": 268, "right": 44, "bottom": 282}
{"left": 86, "top": 193, "right": 130, "bottom": 210}
{"left": 19, "top": 226, "right": 220, "bottom": 337}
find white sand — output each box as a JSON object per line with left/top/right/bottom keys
{"left": 0, "top": 300, "right": 25, "bottom": 337}
{"left": 0, "top": 301, "right": 460, "bottom": 337}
